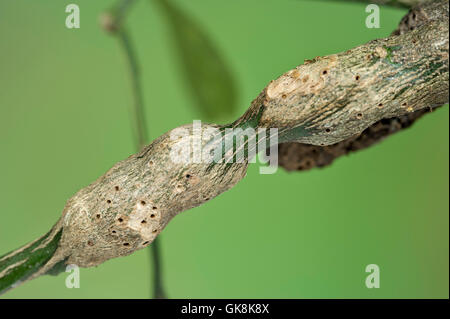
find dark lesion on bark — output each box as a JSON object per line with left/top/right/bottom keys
{"left": 277, "top": 107, "right": 438, "bottom": 172}
{"left": 277, "top": 0, "right": 448, "bottom": 172}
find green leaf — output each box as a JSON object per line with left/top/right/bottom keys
{"left": 155, "top": 0, "right": 238, "bottom": 121}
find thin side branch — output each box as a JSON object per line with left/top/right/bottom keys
{"left": 1, "top": 0, "right": 448, "bottom": 294}
{"left": 101, "top": 0, "right": 166, "bottom": 299}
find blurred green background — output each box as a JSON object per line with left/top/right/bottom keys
{"left": 0, "top": 0, "right": 448, "bottom": 298}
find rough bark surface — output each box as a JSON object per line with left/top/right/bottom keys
{"left": 278, "top": 107, "right": 437, "bottom": 171}
{"left": 278, "top": 0, "right": 448, "bottom": 171}
{"left": 0, "top": 0, "right": 448, "bottom": 294}
{"left": 344, "top": 0, "right": 435, "bottom": 8}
